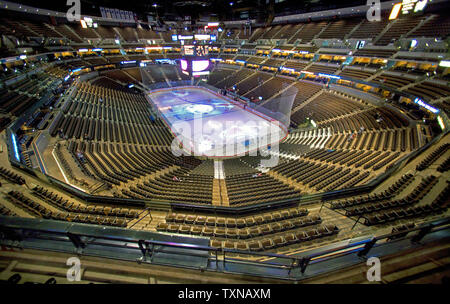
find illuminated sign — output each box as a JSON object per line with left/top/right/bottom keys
{"left": 155, "top": 59, "right": 176, "bottom": 65}
{"left": 402, "top": 0, "right": 428, "bottom": 14}
{"left": 172, "top": 35, "right": 178, "bottom": 41}
{"left": 394, "top": 0, "right": 429, "bottom": 16}
{"left": 11, "top": 133, "right": 20, "bottom": 161}
{"left": 183, "top": 45, "right": 195, "bottom": 55}
{"left": 414, "top": 0, "right": 428, "bottom": 12}
{"left": 414, "top": 97, "right": 439, "bottom": 114}
{"left": 192, "top": 71, "right": 210, "bottom": 77}
{"left": 439, "top": 60, "right": 450, "bottom": 68}
{"left": 437, "top": 116, "right": 445, "bottom": 130}
{"left": 194, "top": 34, "right": 211, "bottom": 40}
{"left": 120, "top": 60, "right": 136, "bottom": 64}
{"left": 280, "top": 67, "right": 295, "bottom": 72}
{"left": 318, "top": 73, "right": 341, "bottom": 79}
{"left": 180, "top": 59, "right": 188, "bottom": 71}
{"left": 356, "top": 41, "right": 366, "bottom": 49}
{"left": 178, "top": 35, "right": 194, "bottom": 40}
{"left": 192, "top": 60, "right": 210, "bottom": 72}
{"left": 389, "top": 3, "right": 402, "bottom": 20}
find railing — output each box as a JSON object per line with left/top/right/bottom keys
{"left": 128, "top": 207, "right": 153, "bottom": 229}
{"left": 0, "top": 215, "right": 448, "bottom": 281}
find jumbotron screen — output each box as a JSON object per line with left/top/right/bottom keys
{"left": 182, "top": 45, "right": 209, "bottom": 56}
{"left": 180, "top": 58, "right": 211, "bottom": 77}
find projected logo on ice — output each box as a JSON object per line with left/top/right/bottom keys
{"left": 157, "top": 89, "right": 236, "bottom": 120}
{"left": 148, "top": 86, "right": 288, "bottom": 166}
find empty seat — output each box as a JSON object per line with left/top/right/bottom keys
{"left": 210, "top": 239, "right": 222, "bottom": 248}
{"left": 185, "top": 215, "right": 197, "bottom": 224}
{"left": 284, "top": 233, "right": 298, "bottom": 244}
{"left": 202, "top": 227, "right": 215, "bottom": 237}
{"left": 156, "top": 222, "right": 168, "bottom": 231}
{"left": 261, "top": 238, "right": 275, "bottom": 250}
{"left": 215, "top": 228, "right": 226, "bottom": 238}
{"left": 248, "top": 240, "right": 263, "bottom": 252}
{"left": 190, "top": 226, "right": 203, "bottom": 235}
{"left": 179, "top": 225, "right": 191, "bottom": 234}
{"left": 206, "top": 217, "right": 216, "bottom": 226}
{"left": 223, "top": 241, "right": 235, "bottom": 250}
{"left": 195, "top": 216, "right": 206, "bottom": 225}
{"left": 175, "top": 214, "right": 186, "bottom": 223}
{"left": 236, "top": 242, "right": 249, "bottom": 251}
{"left": 226, "top": 218, "right": 237, "bottom": 228}
{"left": 216, "top": 217, "right": 226, "bottom": 227}
{"left": 166, "top": 213, "right": 176, "bottom": 222}
{"left": 167, "top": 224, "right": 179, "bottom": 233}
{"left": 272, "top": 236, "right": 287, "bottom": 248}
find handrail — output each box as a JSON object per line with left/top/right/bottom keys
{"left": 127, "top": 207, "right": 153, "bottom": 229}
{"left": 0, "top": 215, "right": 448, "bottom": 281}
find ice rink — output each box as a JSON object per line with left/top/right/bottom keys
{"left": 147, "top": 86, "right": 287, "bottom": 157}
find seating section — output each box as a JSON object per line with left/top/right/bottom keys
{"left": 1, "top": 6, "right": 449, "bottom": 263}
{"left": 329, "top": 175, "right": 442, "bottom": 225}
{"left": 157, "top": 208, "right": 340, "bottom": 252}
{"left": 215, "top": 69, "right": 254, "bottom": 89}
{"left": 51, "top": 82, "right": 172, "bottom": 145}
{"left": 374, "top": 73, "right": 415, "bottom": 88}
{"left": 7, "top": 188, "right": 136, "bottom": 227}
{"left": 408, "top": 15, "right": 450, "bottom": 39}
{"left": 0, "top": 167, "right": 25, "bottom": 185}
{"left": 339, "top": 68, "right": 374, "bottom": 80}
{"left": 405, "top": 81, "right": 450, "bottom": 101}
{"left": 124, "top": 166, "right": 214, "bottom": 205}
{"left": 225, "top": 172, "right": 301, "bottom": 206}
{"left": 291, "top": 92, "right": 366, "bottom": 125}
{"left": 364, "top": 178, "right": 448, "bottom": 225}
{"left": 437, "top": 156, "right": 450, "bottom": 173}
{"left": 350, "top": 16, "right": 389, "bottom": 39}
{"left": 375, "top": 16, "right": 426, "bottom": 46}
{"left": 416, "top": 144, "right": 450, "bottom": 171}
{"left": 0, "top": 71, "right": 58, "bottom": 117}
{"left": 318, "top": 18, "right": 361, "bottom": 40}
{"left": 245, "top": 77, "right": 294, "bottom": 100}
{"left": 288, "top": 21, "right": 328, "bottom": 44}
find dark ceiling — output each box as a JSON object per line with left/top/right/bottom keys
{"left": 8, "top": 0, "right": 390, "bottom": 21}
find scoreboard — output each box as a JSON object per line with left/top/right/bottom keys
{"left": 180, "top": 44, "right": 211, "bottom": 77}
{"left": 390, "top": 0, "right": 429, "bottom": 19}
{"left": 182, "top": 45, "right": 209, "bottom": 57}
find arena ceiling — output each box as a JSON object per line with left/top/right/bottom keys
{"left": 7, "top": 0, "right": 394, "bottom": 21}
